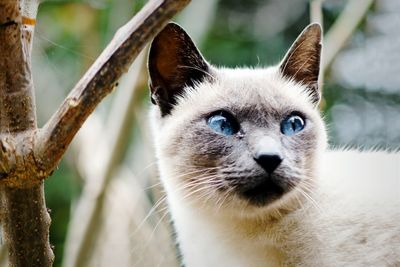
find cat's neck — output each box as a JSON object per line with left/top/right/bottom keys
{"left": 166, "top": 185, "right": 311, "bottom": 267}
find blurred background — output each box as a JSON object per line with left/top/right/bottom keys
{"left": 1, "top": 0, "right": 399, "bottom": 266}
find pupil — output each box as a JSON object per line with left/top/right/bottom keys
{"left": 207, "top": 111, "right": 240, "bottom": 136}
{"left": 280, "top": 114, "right": 305, "bottom": 136}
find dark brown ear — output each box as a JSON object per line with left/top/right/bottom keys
{"left": 148, "top": 22, "right": 210, "bottom": 116}
{"left": 279, "top": 23, "right": 322, "bottom": 105}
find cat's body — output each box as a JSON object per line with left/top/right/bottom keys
{"left": 148, "top": 23, "right": 400, "bottom": 266}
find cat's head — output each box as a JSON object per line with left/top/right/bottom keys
{"left": 148, "top": 23, "right": 327, "bottom": 216}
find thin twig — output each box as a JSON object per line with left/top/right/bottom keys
{"left": 0, "top": 243, "right": 6, "bottom": 267}
{"left": 62, "top": 50, "right": 148, "bottom": 267}
{"left": 310, "top": 0, "right": 324, "bottom": 90}
{"left": 178, "top": 0, "right": 219, "bottom": 45}
{"left": 323, "top": 0, "right": 374, "bottom": 70}
{"left": 34, "top": 0, "right": 191, "bottom": 174}
{"left": 310, "top": 0, "right": 323, "bottom": 27}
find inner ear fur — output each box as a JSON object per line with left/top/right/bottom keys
{"left": 279, "top": 23, "right": 322, "bottom": 105}
{"left": 148, "top": 22, "right": 210, "bottom": 116}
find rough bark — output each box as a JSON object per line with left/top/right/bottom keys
{"left": 0, "top": 0, "right": 191, "bottom": 266}
{"left": 1, "top": 186, "right": 52, "bottom": 267}
{"left": 0, "top": 0, "right": 54, "bottom": 266}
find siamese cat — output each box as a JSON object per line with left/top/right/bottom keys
{"left": 148, "top": 22, "right": 400, "bottom": 267}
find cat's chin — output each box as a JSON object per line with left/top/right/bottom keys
{"left": 240, "top": 180, "right": 283, "bottom": 206}
{"left": 236, "top": 174, "right": 294, "bottom": 207}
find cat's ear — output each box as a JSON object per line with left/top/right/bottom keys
{"left": 148, "top": 22, "right": 211, "bottom": 116}
{"left": 279, "top": 23, "right": 322, "bottom": 105}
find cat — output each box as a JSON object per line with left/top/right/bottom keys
{"left": 147, "top": 22, "right": 400, "bottom": 267}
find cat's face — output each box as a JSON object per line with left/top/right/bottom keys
{"left": 149, "top": 23, "right": 327, "bottom": 215}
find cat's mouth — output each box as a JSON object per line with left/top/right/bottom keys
{"left": 238, "top": 176, "right": 285, "bottom": 206}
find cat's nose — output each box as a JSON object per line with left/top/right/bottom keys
{"left": 254, "top": 153, "right": 283, "bottom": 174}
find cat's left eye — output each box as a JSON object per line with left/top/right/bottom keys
{"left": 281, "top": 114, "right": 305, "bottom": 136}
{"left": 207, "top": 111, "right": 240, "bottom": 136}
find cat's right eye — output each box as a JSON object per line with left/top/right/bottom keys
{"left": 207, "top": 111, "right": 240, "bottom": 136}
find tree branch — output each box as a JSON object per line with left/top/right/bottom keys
{"left": 0, "top": 243, "right": 6, "bottom": 267}
{"left": 34, "top": 0, "right": 191, "bottom": 173}
{"left": 309, "top": 0, "right": 324, "bottom": 91}
{"left": 0, "top": 0, "right": 190, "bottom": 266}
{"left": 0, "top": 0, "right": 54, "bottom": 266}
{"left": 63, "top": 50, "right": 148, "bottom": 267}
{"left": 1, "top": 185, "right": 52, "bottom": 267}
{"left": 0, "top": 4, "right": 36, "bottom": 133}
{"left": 323, "top": 0, "right": 374, "bottom": 70}
{"left": 310, "top": 0, "right": 323, "bottom": 27}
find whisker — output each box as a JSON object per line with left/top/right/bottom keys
{"left": 132, "top": 194, "right": 168, "bottom": 235}
{"left": 295, "top": 186, "right": 322, "bottom": 215}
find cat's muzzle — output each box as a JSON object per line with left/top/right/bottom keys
{"left": 237, "top": 174, "right": 286, "bottom": 206}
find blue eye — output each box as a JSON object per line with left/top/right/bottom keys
{"left": 207, "top": 111, "right": 240, "bottom": 136}
{"left": 281, "top": 114, "right": 305, "bottom": 136}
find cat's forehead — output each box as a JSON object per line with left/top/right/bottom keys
{"left": 175, "top": 67, "right": 314, "bottom": 119}
{"left": 216, "top": 67, "right": 290, "bottom": 100}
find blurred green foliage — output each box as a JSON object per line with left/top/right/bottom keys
{"left": 36, "top": 2, "right": 145, "bottom": 266}
{"left": 45, "top": 164, "right": 80, "bottom": 267}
